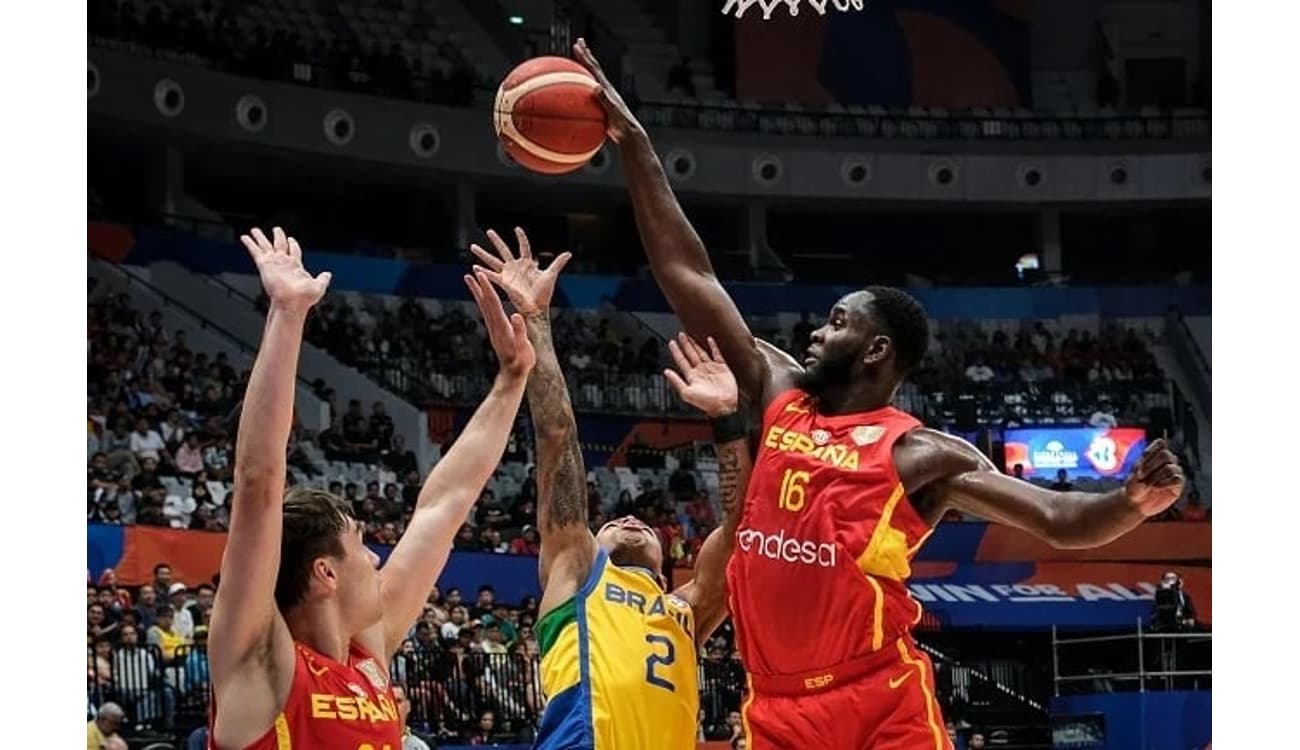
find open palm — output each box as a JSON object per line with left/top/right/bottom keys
{"left": 469, "top": 227, "right": 572, "bottom": 316}
{"left": 239, "top": 227, "right": 331, "bottom": 312}
{"left": 664, "top": 334, "right": 738, "bottom": 418}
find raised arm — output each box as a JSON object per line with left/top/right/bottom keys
{"left": 573, "top": 39, "right": 795, "bottom": 408}
{"left": 664, "top": 335, "right": 751, "bottom": 640}
{"left": 471, "top": 228, "right": 598, "bottom": 610}
{"left": 903, "top": 431, "right": 1185, "bottom": 549}
{"left": 209, "top": 229, "right": 329, "bottom": 714}
{"left": 364, "top": 271, "right": 534, "bottom": 657}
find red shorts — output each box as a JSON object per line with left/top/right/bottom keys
{"left": 741, "top": 636, "right": 953, "bottom": 750}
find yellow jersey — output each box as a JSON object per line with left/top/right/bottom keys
{"left": 534, "top": 548, "right": 698, "bottom": 750}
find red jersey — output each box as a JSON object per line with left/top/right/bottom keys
{"left": 726, "top": 389, "right": 932, "bottom": 679}
{"left": 210, "top": 641, "right": 403, "bottom": 750}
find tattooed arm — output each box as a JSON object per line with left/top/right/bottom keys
{"left": 665, "top": 334, "right": 752, "bottom": 641}
{"left": 472, "top": 229, "right": 597, "bottom": 617}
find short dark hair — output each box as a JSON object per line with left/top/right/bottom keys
{"left": 863, "top": 286, "right": 929, "bottom": 376}
{"left": 154, "top": 563, "right": 171, "bottom": 574}
{"left": 478, "top": 585, "right": 494, "bottom": 594}
{"left": 276, "top": 488, "right": 354, "bottom": 611}
{"left": 196, "top": 583, "right": 215, "bottom": 595}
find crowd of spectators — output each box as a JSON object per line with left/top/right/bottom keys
{"left": 301, "top": 293, "right": 684, "bottom": 415}
{"left": 86, "top": 564, "right": 748, "bottom": 745}
{"left": 89, "top": 0, "right": 483, "bottom": 106}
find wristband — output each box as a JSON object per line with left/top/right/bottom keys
{"left": 709, "top": 410, "right": 749, "bottom": 444}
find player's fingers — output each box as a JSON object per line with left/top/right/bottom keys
{"left": 486, "top": 229, "right": 515, "bottom": 262}
{"left": 678, "top": 332, "right": 704, "bottom": 367}
{"left": 469, "top": 244, "right": 504, "bottom": 271}
{"left": 471, "top": 265, "right": 506, "bottom": 288}
{"left": 514, "top": 227, "right": 532, "bottom": 259}
{"left": 272, "top": 226, "right": 288, "bottom": 253}
{"left": 667, "top": 339, "right": 692, "bottom": 376}
{"left": 464, "top": 273, "right": 484, "bottom": 306}
{"left": 548, "top": 251, "right": 573, "bottom": 276}
{"left": 249, "top": 227, "right": 272, "bottom": 252}
{"left": 1134, "top": 442, "right": 1172, "bottom": 480}
{"left": 475, "top": 271, "right": 510, "bottom": 332}
{"left": 663, "top": 368, "right": 690, "bottom": 396}
{"left": 707, "top": 336, "right": 724, "bottom": 363}
{"left": 1154, "top": 465, "right": 1185, "bottom": 488}
{"left": 287, "top": 236, "right": 303, "bottom": 261}
{"left": 239, "top": 234, "right": 263, "bottom": 260}
{"left": 314, "top": 271, "right": 332, "bottom": 293}
{"left": 509, "top": 312, "right": 528, "bottom": 343}
{"left": 682, "top": 334, "right": 711, "bottom": 364}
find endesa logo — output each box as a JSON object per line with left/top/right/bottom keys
{"left": 736, "top": 527, "right": 838, "bottom": 568}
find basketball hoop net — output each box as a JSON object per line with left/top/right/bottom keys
{"left": 721, "top": 0, "right": 866, "bottom": 20}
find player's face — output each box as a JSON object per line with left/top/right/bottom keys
{"left": 336, "top": 519, "right": 384, "bottom": 632}
{"left": 796, "top": 292, "right": 883, "bottom": 395}
{"left": 596, "top": 515, "right": 663, "bottom": 572}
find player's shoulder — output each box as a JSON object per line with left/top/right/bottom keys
{"left": 893, "top": 427, "right": 993, "bottom": 489}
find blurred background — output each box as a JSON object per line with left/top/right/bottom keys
{"left": 86, "top": 0, "right": 1210, "bottom": 748}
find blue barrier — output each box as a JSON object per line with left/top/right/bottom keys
{"left": 1050, "top": 691, "right": 1211, "bottom": 750}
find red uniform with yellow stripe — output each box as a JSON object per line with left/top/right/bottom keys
{"left": 726, "top": 389, "right": 952, "bottom": 750}
{"left": 209, "top": 641, "right": 403, "bottom": 750}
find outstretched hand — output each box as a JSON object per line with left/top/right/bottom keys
{"left": 1123, "top": 438, "right": 1186, "bottom": 517}
{"left": 663, "top": 334, "right": 739, "bottom": 418}
{"left": 469, "top": 227, "right": 572, "bottom": 317}
{"left": 572, "top": 37, "right": 643, "bottom": 143}
{"left": 465, "top": 271, "right": 536, "bottom": 380}
{"left": 239, "top": 227, "right": 331, "bottom": 313}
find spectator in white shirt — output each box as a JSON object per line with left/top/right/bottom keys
{"left": 441, "top": 605, "right": 469, "bottom": 640}
{"left": 964, "top": 357, "right": 995, "bottom": 384}
{"left": 1089, "top": 405, "right": 1118, "bottom": 428}
{"left": 168, "top": 583, "right": 195, "bottom": 639}
{"left": 159, "top": 410, "right": 187, "bottom": 449}
{"left": 129, "top": 417, "right": 168, "bottom": 464}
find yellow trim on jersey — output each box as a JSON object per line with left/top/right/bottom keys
{"left": 740, "top": 672, "right": 756, "bottom": 749}
{"left": 896, "top": 639, "right": 944, "bottom": 750}
{"left": 865, "top": 574, "right": 886, "bottom": 651}
{"left": 857, "top": 483, "right": 914, "bottom": 582}
{"left": 274, "top": 712, "right": 292, "bottom": 750}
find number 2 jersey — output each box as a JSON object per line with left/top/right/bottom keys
{"left": 727, "top": 388, "right": 931, "bottom": 679}
{"left": 209, "top": 640, "right": 403, "bottom": 750}
{"left": 534, "top": 548, "right": 698, "bottom": 750}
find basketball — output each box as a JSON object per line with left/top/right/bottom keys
{"left": 493, "top": 56, "right": 608, "bottom": 175}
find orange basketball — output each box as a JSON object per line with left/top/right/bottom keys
{"left": 493, "top": 56, "right": 608, "bottom": 175}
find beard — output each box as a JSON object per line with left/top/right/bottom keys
{"left": 795, "top": 349, "right": 857, "bottom": 396}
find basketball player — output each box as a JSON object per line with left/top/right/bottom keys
{"left": 207, "top": 227, "right": 536, "bottom": 749}
{"left": 573, "top": 40, "right": 1187, "bottom": 749}
{"left": 468, "top": 228, "right": 752, "bottom": 749}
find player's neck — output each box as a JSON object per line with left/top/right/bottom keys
{"left": 812, "top": 380, "right": 897, "bottom": 416}
{"left": 284, "top": 601, "right": 352, "bottom": 663}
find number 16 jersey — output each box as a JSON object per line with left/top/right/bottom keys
{"left": 534, "top": 548, "right": 698, "bottom": 750}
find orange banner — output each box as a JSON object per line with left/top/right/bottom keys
{"left": 116, "top": 526, "right": 228, "bottom": 587}
{"left": 976, "top": 522, "right": 1212, "bottom": 563}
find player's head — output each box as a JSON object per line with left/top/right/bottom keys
{"left": 595, "top": 515, "right": 664, "bottom": 575}
{"left": 796, "top": 286, "right": 929, "bottom": 396}
{"left": 276, "top": 487, "right": 382, "bottom": 633}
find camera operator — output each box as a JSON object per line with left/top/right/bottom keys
{"left": 1150, "top": 570, "right": 1197, "bottom": 632}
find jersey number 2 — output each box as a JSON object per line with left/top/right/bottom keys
{"left": 644, "top": 634, "right": 676, "bottom": 692}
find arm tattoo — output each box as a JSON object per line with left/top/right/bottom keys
{"left": 523, "top": 315, "right": 587, "bottom": 531}
{"left": 715, "top": 438, "right": 750, "bottom": 535}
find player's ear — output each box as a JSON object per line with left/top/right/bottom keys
{"left": 312, "top": 557, "right": 340, "bottom": 594}
{"left": 862, "top": 334, "right": 891, "bottom": 366}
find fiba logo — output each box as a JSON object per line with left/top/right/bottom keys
{"left": 1087, "top": 437, "right": 1120, "bottom": 472}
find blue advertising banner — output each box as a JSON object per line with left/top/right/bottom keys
{"left": 1004, "top": 427, "right": 1148, "bottom": 480}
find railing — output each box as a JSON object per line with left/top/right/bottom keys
{"left": 634, "top": 99, "right": 1211, "bottom": 141}
{"left": 1051, "top": 622, "right": 1212, "bottom": 696}
{"left": 90, "top": 259, "right": 317, "bottom": 392}
{"left": 89, "top": 643, "right": 746, "bottom": 737}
